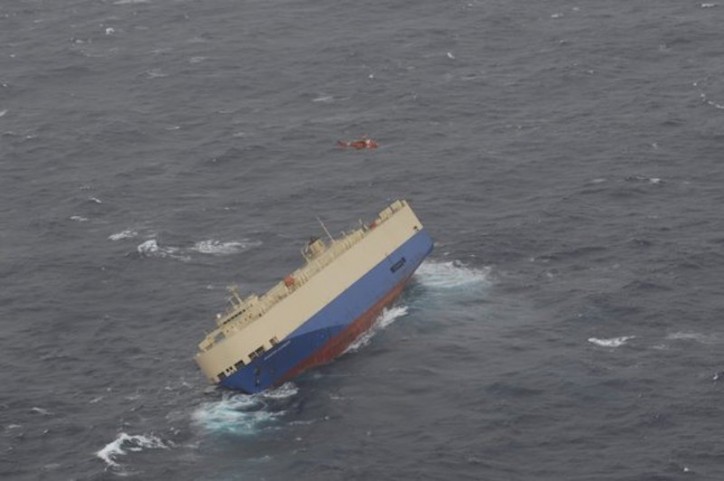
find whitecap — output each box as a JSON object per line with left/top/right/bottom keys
{"left": 345, "top": 305, "right": 408, "bottom": 353}
{"left": 31, "top": 407, "right": 52, "bottom": 416}
{"left": 0, "top": 109, "right": 7, "bottom": 118}
{"left": 109, "top": 229, "right": 138, "bottom": 241}
{"left": 96, "top": 433, "right": 168, "bottom": 468}
{"left": 144, "top": 68, "right": 168, "bottom": 79}
{"left": 312, "top": 94, "right": 334, "bottom": 103}
{"left": 588, "top": 336, "right": 634, "bottom": 348}
{"left": 414, "top": 260, "right": 491, "bottom": 289}
{"left": 114, "top": 0, "right": 149, "bottom": 4}
{"left": 189, "top": 56, "right": 207, "bottom": 64}
{"left": 625, "top": 175, "right": 663, "bottom": 184}
{"left": 137, "top": 239, "right": 160, "bottom": 255}
{"left": 192, "top": 239, "right": 261, "bottom": 255}
{"left": 70, "top": 215, "right": 89, "bottom": 222}
{"left": 701, "top": 3, "right": 716, "bottom": 7}
{"left": 88, "top": 196, "right": 102, "bottom": 204}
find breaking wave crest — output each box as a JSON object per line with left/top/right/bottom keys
{"left": 191, "top": 383, "right": 298, "bottom": 436}
{"left": 96, "top": 432, "right": 168, "bottom": 469}
{"left": 345, "top": 305, "right": 409, "bottom": 353}
{"left": 414, "top": 260, "right": 491, "bottom": 289}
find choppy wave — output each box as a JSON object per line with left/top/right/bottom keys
{"left": 694, "top": 78, "right": 724, "bottom": 109}
{"left": 345, "top": 305, "right": 409, "bottom": 353}
{"left": 312, "top": 94, "right": 335, "bottom": 103}
{"left": 30, "top": 407, "right": 53, "bottom": 416}
{"left": 588, "top": 336, "right": 635, "bottom": 348}
{"left": 625, "top": 175, "right": 663, "bottom": 184}
{"left": 191, "top": 383, "right": 297, "bottom": 436}
{"left": 414, "top": 260, "right": 491, "bottom": 289}
{"left": 136, "top": 239, "right": 188, "bottom": 261}
{"left": 96, "top": 432, "right": 168, "bottom": 469}
{"left": 136, "top": 238, "right": 259, "bottom": 260}
{"left": 665, "top": 332, "right": 717, "bottom": 344}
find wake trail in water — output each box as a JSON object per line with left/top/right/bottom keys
{"left": 348, "top": 260, "right": 492, "bottom": 351}
{"left": 408, "top": 259, "right": 492, "bottom": 313}
{"left": 191, "top": 383, "right": 298, "bottom": 436}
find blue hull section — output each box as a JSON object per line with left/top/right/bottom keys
{"left": 219, "top": 228, "right": 433, "bottom": 393}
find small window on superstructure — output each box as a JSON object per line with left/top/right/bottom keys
{"left": 270, "top": 336, "right": 279, "bottom": 346}
{"left": 250, "top": 346, "right": 265, "bottom": 359}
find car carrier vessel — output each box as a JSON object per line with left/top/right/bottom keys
{"left": 194, "top": 199, "right": 433, "bottom": 393}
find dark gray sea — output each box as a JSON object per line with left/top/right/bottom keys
{"left": 2, "top": 0, "right": 724, "bottom": 479}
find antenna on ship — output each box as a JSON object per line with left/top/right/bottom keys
{"left": 227, "top": 285, "right": 243, "bottom": 306}
{"left": 316, "top": 216, "right": 334, "bottom": 242}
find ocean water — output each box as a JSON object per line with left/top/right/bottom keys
{"left": 2, "top": 0, "right": 724, "bottom": 479}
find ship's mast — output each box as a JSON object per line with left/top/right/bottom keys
{"left": 316, "top": 216, "right": 335, "bottom": 242}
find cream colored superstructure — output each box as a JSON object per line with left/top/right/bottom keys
{"left": 194, "top": 200, "right": 423, "bottom": 383}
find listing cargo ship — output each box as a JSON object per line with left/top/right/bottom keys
{"left": 194, "top": 200, "right": 433, "bottom": 393}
